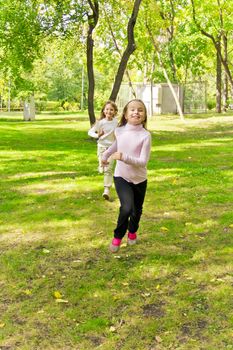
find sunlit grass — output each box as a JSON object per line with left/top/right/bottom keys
{"left": 0, "top": 111, "right": 233, "bottom": 349}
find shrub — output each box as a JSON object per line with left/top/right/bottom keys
{"left": 42, "top": 101, "right": 61, "bottom": 112}
{"left": 207, "top": 99, "right": 215, "bottom": 110}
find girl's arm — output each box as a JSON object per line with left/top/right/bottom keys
{"left": 88, "top": 121, "right": 100, "bottom": 139}
{"left": 112, "top": 135, "right": 151, "bottom": 167}
{"left": 100, "top": 119, "right": 118, "bottom": 140}
{"left": 100, "top": 129, "right": 115, "bottom": 140}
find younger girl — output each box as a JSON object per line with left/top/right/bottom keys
{"left": 88, "top": 100, "right": 118, "bottom": 200}
{"left": 102, "top": 99, "right": 151, "bottom": 252}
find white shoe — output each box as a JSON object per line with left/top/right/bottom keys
{"left": 109, "top": 238, "right": 122, "bottom": 253}
{"left": 102, "top": 187, "right": 110, "bottom": 200}
{"left": 127, "top": 232, "right": 137, "bottom": 245}
{"left": 127, "top": 237, "right": 137, "bottom": 246}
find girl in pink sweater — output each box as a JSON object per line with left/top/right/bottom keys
{"left": 102, "top": 99, "right": 151, "bottom": 253}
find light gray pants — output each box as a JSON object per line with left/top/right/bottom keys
{"left": 97, "top": 145, "right": 115, "bottom": 188}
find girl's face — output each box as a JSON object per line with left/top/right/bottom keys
{"left": 103, "top": 103, "right": 116, "bottom": 120}
{"left": 125, "top": 100, "right": 146, "bottom": 125}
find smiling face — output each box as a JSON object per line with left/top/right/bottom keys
{"left": 125, "top": 100, "right": 146, "bottom": 126}
{"left": 103, "top": 103, "right": 117, "bottom": 120}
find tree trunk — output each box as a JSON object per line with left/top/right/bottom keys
{"left": 223, "top": 73, "right": 228, "bottom": 112}
{"left": 86, "top": 1, "right": 99, "bottom": 125}
{"left": 29, "top": 94, "right": 35, "bottom": 120}
{"left": 222, "top": 34, "right": 228, "bottom": 111}
{"left": 150, "top": 58, "right": 155, "bottom": 116}
{"left": 8, "top": 80, "right": 11, "bottom": 112}
{"left": 80, "top": 64, "right": 85, "bottom": 111}
{"left": 109, "top": 0, "right": 142, "bottom": 101}
{"left": 23, "top": 99, "right": 30, "bottom": 121}
{"left": 211, "top": 37, "right": 233, "bottom": 100}
{"left": 216, "top": 41, "right": 221, "bottom": 113}
{"left": 23, "top": 95, "right": 35, "bottom": 121}
{"left": 147, "top": 25, "right": 184, "bottom": 121}
{"left": 103, "top": 7, "right": 136, "bottom": 98}
{"left": 168, "top": 44, "right": 177, "bottom": 82}
{"left": 160, "top": 0, "right": 177, "bottom": 82}
{"left": 160, "top": 58, "right": 184, "bottom": 120}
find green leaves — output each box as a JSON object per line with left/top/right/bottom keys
{"left": 0, "top": 0, "right": 41, "bottom": 93}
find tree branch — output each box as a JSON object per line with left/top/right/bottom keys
{"left": 109, "top": 0, "right": 142, "bottom": 101}
{"left": 103, "top": 7, "right": 136, "bottom": 98}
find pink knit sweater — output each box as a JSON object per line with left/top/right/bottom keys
{"left": 102, "top": 123, "right": 151, "bottom": 184}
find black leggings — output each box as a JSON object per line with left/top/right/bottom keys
{"left": 113, "top": 177, "right": 147, "bottom": 239}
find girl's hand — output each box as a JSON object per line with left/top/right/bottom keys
{"left": 111, "top": 152, "right": 122, "bottom": 160}
{"left": 98, "top": 129, "right": 104, "bottom": 137}
{"left": 101, "top": 159, "right": 109, "bottom": 166}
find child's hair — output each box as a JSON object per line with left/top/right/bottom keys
{"left": 118, "top": 99, "right": 148, "bottom": 128}
{"left": 99, "top": 100, "right": 118, "bottom": 120}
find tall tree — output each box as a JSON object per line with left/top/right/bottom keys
{"left": 144, "top": 0, "right": 184, "bottom": 120}
{"left": 157, "top": 0, "right": 177, "bottom": 82}
{"left": 216, "top": 37, "right": 222, "bottom": 113}
{"left": 0, "top": 0, "right": 41, "bottom": 75}
{"left": 102, "top": 6, "right": 136, "bottom": 98}
{"left": 0, "top": 0, "right": 41, "bottom": 119}
{"left": 86, "top": 1, "right": 99, "bottom": 125}
{"left": 109, "top": 0, "right": 142, "bottom": 101}
{"left": 39, "top": 0, "right": 142, "bottom": 124}
{"left": 191, "top": 0, "right": 233, "bottom": 101}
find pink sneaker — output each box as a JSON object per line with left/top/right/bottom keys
{"left": 127, "top": 232, "right": 137, "bottom": 246}
{"left": 109, "top": 238, "right": 122, "bottom": 253}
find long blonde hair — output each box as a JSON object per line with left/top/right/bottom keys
{"left": 118, "top": 99, "right": 147, "bottom": 128}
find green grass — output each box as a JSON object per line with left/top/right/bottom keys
{"left": 0, "top": 111, "right": 233, "bottom": 350}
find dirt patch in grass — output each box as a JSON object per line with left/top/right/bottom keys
{"left": 143, "top": 301, "right": 166, "bottom": 318}
{"left": 180, "top": 318, "right": 209, "bottom": 344}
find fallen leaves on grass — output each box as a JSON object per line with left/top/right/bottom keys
{"left": 155, "top": 335, "right": 163, "bottom": 343}
{"left": 141, "top": 292, "right": 151, "bottom": 298}
{"left": 53, "top": 291, "right": 68, "bottom": 303}
{"left": 109, "top": 319, "right": 125, "bottom": 333}
{"left": 37, "top": 310, "right": 45, "bottom": 314}
{"left": 23, "top": 289, "right": 32, "bottom": 295}
{"left": 42, "top": 248, "right": 50, "bottom": 254}
{"left": 109, "top": 326, "right": 117, "bottom": 333}
{"left": 55, "top": 299, "right": 69, "bottom": 303}
{"left": 121, "top": 282, "right": 129, "bottom": 286}
{"left": 185, "top": 222, "right": 192, "bottom": 226}
{"left": 54, "top": 291, "right": 62, "bottom": 299}
{"left": 160, "top": 227, "right": 169, "bottom": 232}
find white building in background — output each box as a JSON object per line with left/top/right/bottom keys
{"left": 117, "top": 83, "right": 184, "bottom": 116}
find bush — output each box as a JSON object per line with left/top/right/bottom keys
{"left": 207, "top": 99, "right": 215, "bottom": 110}
{"left": 61, "top": 101, "right": 79, "bottom": 111}
{"left": 8, "top": 99, "right": 23, "bottom": 111}
{"left": 36, "top": 101, "right": 61, "bottom": 112}
{"left": 36, "top": 100, "right": 80, "bottom": 112}
{"left": 35, "top": 100, "right": 47, "bottom": 111}
{"left": 47, "top": 101, "right": 61, "bottom": 111}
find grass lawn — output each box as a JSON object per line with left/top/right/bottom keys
{"left": 0, "top": 111, "right": 233, "bottom": 350}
